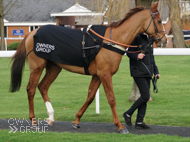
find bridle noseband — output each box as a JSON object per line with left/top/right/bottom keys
{"left": 144, "top": 8, "right": 166, "bottom": 44}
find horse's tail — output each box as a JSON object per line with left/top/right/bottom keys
{"left": 10, "top": 34, "right": 29, "bottom": 92}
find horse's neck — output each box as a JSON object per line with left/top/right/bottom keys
{"left": 111, "top": 10, "right": 149, "bottom": 49}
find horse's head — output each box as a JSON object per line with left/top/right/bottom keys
{"left": 144, "top": 2, "right": 167, "bottom": 47}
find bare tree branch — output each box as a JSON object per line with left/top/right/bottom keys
{"left": 4, "top": 0, "right": 18, "bottom": 16}
{"left": 3, "top": 0, "right": 13, "bottom": 11}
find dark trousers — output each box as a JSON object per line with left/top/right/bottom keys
{"left": 126, "top": 77, "right": 150, "bottom": 122}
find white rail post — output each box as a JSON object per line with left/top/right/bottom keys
{"left": 5, "top": 38, "right": 7, "bottom": 51}
{"left": 95, "top": 88, "right": 100, "bottom": 114}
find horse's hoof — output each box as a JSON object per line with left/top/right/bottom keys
{"left": 46, "top": 119, "right": 54, "bottom": 126}
{"left": 119, "top": 128, "right": 129, "bottom": 134}
{"left": 72, "top": 123, "right": 80, "bottom": 129}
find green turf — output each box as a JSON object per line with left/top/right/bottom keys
{"left": 0, "top": 56, "right": 190, "bottom": 127}
{"left": 0, "top": 129, "right": 189, "bottom": 142}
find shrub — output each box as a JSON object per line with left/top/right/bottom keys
{"left": 8, "top": 42, "right": 21, "bottom": 50}
{"left": 186, "top": 44, "right": 190, "bottom": 48}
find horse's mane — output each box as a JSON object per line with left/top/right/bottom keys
{"left": 108, "top": 6, "right": 145, "bottom": 28}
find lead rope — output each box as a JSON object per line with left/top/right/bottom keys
{"left": 89, "top": 29, "right": 138, "bottom": 48}
{"left": 141, "top": 59, "right": 159, "bottom": 93}
{"left": 152, "top": 76, "right": 159, "bottom": 93}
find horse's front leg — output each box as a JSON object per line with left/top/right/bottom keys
{"left": 99, "top": 72, "right": 129, "bottom": 134}
{"left": 72, "top": 75, "right": 101, "bottom": 129}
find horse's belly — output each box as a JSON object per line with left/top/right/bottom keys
{"left": 55, "top": 62, "right": 86, "bottom": 75}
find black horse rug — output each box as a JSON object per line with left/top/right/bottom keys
{"left": 33, "top": 25, "right": 107, "bottom": 75}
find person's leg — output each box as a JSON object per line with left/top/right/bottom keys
{"left": 136, "top": 103, "right": 147, "bottom": 122}
{"left": 136, "top": 77, "right": 150, "bottom": 123}
{"left": 123, "top": 77, "right": 150, "bottom": 127}
{"left": 126, "top": 77, "right": 150, "bottom": 116}
{"left": 135, "top": 77, "right": 151, "bottom": 129}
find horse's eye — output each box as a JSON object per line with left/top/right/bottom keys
{"left": 158, "top": 20, "right": 162, "bottom": 24}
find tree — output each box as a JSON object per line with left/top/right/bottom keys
{"left": 106, "top": 0, "right": 131, "bottom": 24}
{"left": 0, "top": 0, "right": 4, "bottom": 50}
{"left": 167, "top": 0, "right": 186, "bottom": 48}
{"left": 0, "top": 0, "right": 18, "bottom": 50}
{"left": 135, "top": 0, "right": 153, "bottom": 7}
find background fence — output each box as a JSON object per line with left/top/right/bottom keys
{"left": 0, "top": 37, "right": 24, "bottom": 51}
{"left": 2, "top": 48, "right": 190, "bottom": 57}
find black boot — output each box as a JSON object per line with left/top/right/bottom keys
{"left": 123, "top": 112, "right": 132, "bottom": 128}
{"left": 135, "top": 122, "right": 150, "bottom": 129}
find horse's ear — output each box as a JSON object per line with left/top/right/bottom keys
{"left": 151, "top": 2, "right": 158, "bottom": 10}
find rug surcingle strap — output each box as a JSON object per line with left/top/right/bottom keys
{"left": 102, "top": 43, "right": 126, "bottom": 55}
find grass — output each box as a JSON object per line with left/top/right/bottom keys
{"left": 0, "top": 129, "right": 189, "bottom": 142}
{"left": 0, "top": 56, "right": 190, "bottom": 126}
{"left": 0, "top": 56, "right": 190, "bottom": 141}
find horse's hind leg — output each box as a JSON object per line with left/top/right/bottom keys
{"left": 27, "top": 57, "right": 47, "bottom": 127}
{"left": 72, "top": 75, "right": 101, "bottom": 129}
{"left": 38, "top": 62, "right": 62, "bottom": 126}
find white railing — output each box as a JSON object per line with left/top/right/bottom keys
{"left": 1, "top": 48, "right": 190, "bottom": 57}
{"left": 166, "top": 35, "right": 190, "bottom": 38}
{"left": 154, "top": 48, "right": 190, "bottom": 55}
{"left": 0, "top": 37, "right": 24, "bottom": 51}
{"left": 0, "top": 51, "right": 16, "bottom": 57}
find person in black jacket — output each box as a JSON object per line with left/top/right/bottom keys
{"left": 123, "top": 33, "right": 160, "bottom": 129}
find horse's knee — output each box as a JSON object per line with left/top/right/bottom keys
{"left": 108, "top": 98, "right": 116, "bottom": 107}
{"left": 26, "top": 87, "right": 35, "bottom": 99}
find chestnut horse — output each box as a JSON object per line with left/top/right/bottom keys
{"left": 10, "top": 2, "right": 167, "bottom": 134}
